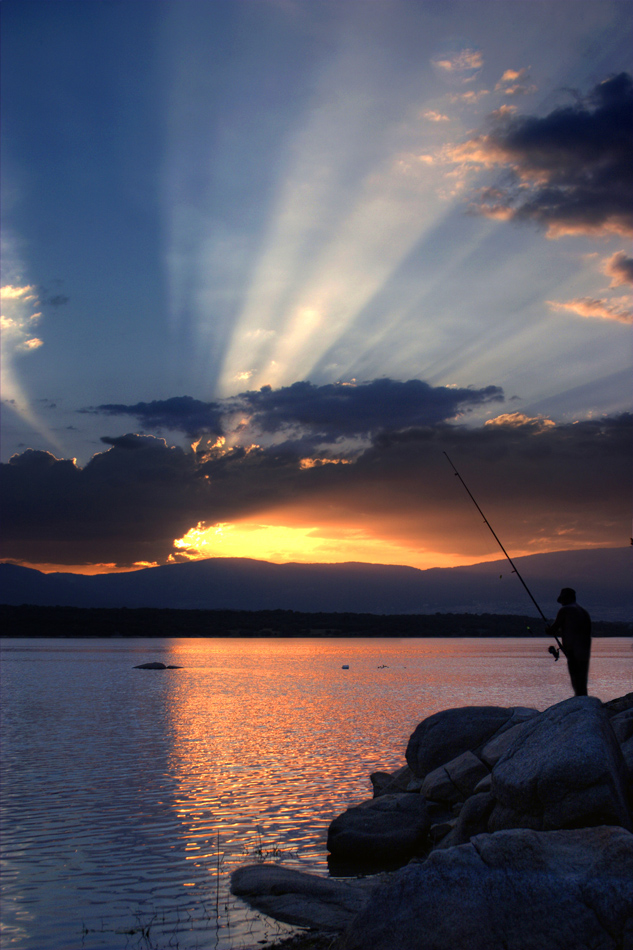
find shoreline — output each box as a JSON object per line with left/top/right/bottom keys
{"left": 1, "top": 604, "right": 631, "bottom": 638}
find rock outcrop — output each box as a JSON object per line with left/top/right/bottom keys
{"left": 370, "top": 765, "right": 421, "bottom": 797}
{"left": 422, "top": 749, "right": 489, "bottom": 804}
{"left": 434, "top": 791, "right": 495, "bottom": 849}
{"left": 327, "top": 793, "right": 430, "bottom": 865}
{"left": 611, "top": 707, "right": 633, "bottom": 777}
{"left": 338, "top": 826, "right": 633, "bottom": 950}
{"left": 230, "top": 864, "right": 371, "bottom": 931}
{"left": 489, "top": 696, "right": 632, "bottom": 832}
{"left": 397, "top": 695, "right": 632, "bottom": 848}
{"left": 405, "top": 705, "right": 537, "bottom": 778}
{"left": 604, "top": 692, "right": 633, "bottom": 716}
{"left": 231, "top": 692, "right": 633, "bottom": 949}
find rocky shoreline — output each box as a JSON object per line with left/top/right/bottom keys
{"left": 232, "top": 693, "right": 633, "bottom": 950}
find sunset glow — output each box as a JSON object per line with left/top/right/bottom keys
{"left": 174, "top": 520, "right": 540, "bottom": 572}
{"left": 1, "top": 560, "right": 159, "bottom": 576}
{"left": 1, "top": 2, "right": 631, "bottom": 576}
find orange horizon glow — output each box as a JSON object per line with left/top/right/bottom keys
{"left": 171, "top": 520, "right": 577, "bottom": 572}
{"left": 3, "top": 535, "right": 502, "bottom": 576}
{"left": 1, "top": 560, "right": 158, "bottom": 576}
{"left": 172, "top": 521, "right": 487, "bottom": 570}
{"left": 3, "top": 522, "right": 620, "bottom": 577}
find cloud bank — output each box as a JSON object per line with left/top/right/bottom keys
{"left": 234, "top": 379, "right": 503, "bottom": 440}
{"left": 85, "top": 379, "right": 504, "bottom": 446}
{"left": 1, "top": 389, "right": 629, "bottom": 568}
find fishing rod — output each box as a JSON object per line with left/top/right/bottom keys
{"left": 443, "top": 451, "right": 564, "bottom": 659}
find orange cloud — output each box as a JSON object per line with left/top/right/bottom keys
{"left": 495, "top": 67, "right": 537, "bottom": 97}
{"left": 488, "top": 105, "right": 517, "bottom": 121}
{"left": 298, "top": 457, "right": 352, "bottom": 469}
{"left": 498, "top": 68, "right": 529, "bottom": 83}
{"left": 423, "top": 110, "right": 450, "bottom": 122}
{"left": 495, "top": 69, "right": 537, "bottom": 96}
{"left": 548, "top": 296, "right": 633, "bottom": 325}
{"left": 485, "top": 412, "right": 555, "bottom": 431}
{"left": 432, "top": 49, "right": 483, "bottom": 74}
{"left": 448, "top": 89, "right": 490, "bottom": 104}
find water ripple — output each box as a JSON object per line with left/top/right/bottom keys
{"left": 1, "top": 636, "right": 630, "bottom": 949}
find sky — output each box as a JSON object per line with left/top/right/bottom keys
{"left": 1, "top": 0, "right": 631, "bottom": 576}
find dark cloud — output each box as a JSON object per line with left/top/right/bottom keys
{"left": 38, "top": 281, "right": 70, "bottom": 306}
{"left": 85, "top": 396, "right": 225, "bottom": 439}
{"left": 101, "top": 434, "right": 152, "bottom": 450}
{"left": 275, "top": 412, "right": 632, "bottom": 556}
{"left": 1, "top": 438, "right": 211, "bottom": 566}
{"left": 603, "top": 250, "right": 633, "bottom": 287}
{"left": 84, "top": 379, "right": 504, "bottom": 444}
{"left": 1, "top": 414, "right": 630, "bottom": 568}
{"left": 236, "top": 378, "right": 504, "bottom": 438}
{"left": 461, "top": 73, "right": 633, "bottom": 237}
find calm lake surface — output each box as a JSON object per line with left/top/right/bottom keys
{"left": 1, "top": 636, "right": 632, "bottom": 950}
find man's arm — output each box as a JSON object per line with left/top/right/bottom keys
{"left": 547, "top": 607, "right": 565, "bottom": 635}
{"left": 546, "top": 608, "right": 567, "bottom": 658}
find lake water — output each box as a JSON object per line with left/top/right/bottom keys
{"left": 1, "top": 636, "right": 631, "bottom": 950}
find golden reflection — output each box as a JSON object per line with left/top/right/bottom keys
{"left": 161, "top": 629, "right": 613, "bottom": 927}
{"left": 162, "top": 634, "right": 562, "bottom": 890}
{"left": 163, "top": 640, "right": 323, "bottom": 886}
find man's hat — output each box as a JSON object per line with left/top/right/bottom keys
{"left": 557, "top": 587, "right": 576, "bottom": 604}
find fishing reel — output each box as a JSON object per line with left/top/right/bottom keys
{"left": 548, "top": 645, "right": 560, "bottom": 661}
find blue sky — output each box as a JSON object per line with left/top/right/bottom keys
{"left": 1, "top": 0, "right": 631, "bottom": 573}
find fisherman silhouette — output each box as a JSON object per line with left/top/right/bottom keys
{"left": 547, "top": 588, "right": 592, "bottom": 696}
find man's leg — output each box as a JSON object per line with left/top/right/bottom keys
{"left": 567, "top": 653, "right": 588, "bottom": 696}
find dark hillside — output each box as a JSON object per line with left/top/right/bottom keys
{"left": 1, "top": 547, "right": 630, "bottom": 621}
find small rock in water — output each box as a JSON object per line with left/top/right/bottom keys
{"left": 133, "top": 661, "right": 182, "bottom": 670}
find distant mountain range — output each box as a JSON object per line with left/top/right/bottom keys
{"left": 1, "top": 547, "right": 630, "bottom": 622}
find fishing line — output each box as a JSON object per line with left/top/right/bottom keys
{"left": 443, "top": 452, "right": 563, "bottom": 657}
